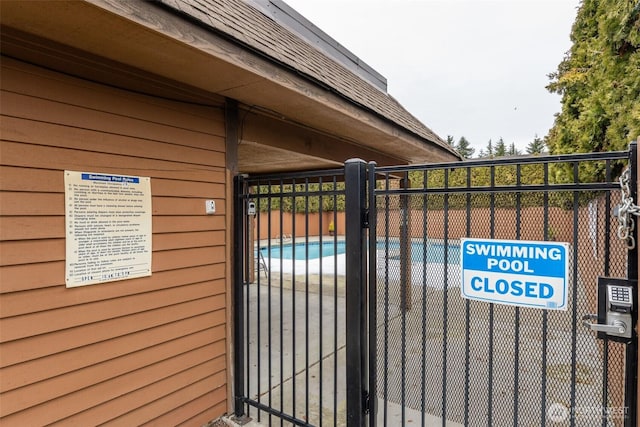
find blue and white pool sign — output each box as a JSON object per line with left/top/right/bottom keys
{"left": 461, "top": 238, "right": 570, "bottom": 310}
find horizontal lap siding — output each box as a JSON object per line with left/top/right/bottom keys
{"left": 0, "top": 58, "right": 228, "bottom": 425}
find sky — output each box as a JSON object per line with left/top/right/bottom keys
{"left": 284, "top": 0, "right": 581, "bottom": 155}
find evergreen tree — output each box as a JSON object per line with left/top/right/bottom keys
{"left": 526, "top": 135, "right": 546, "bottom": 155}
{"left": 546, "top": 0, "right": 640, "bottom": 159}
{"left": 455, "top": 136, "right": 475, "bottom": 158}
{"left": 446, "top": 135, "right": 455, "bottom": 147}
{"left": 508, "top": 142, "right": 522, "bottom": 156}
{"left": 484, "top": 139, "right": 494, "bottom": 157}
{"left": 494, "top": 137, "right": 507, "bottom": 156}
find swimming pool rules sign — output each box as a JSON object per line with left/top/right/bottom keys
{"left": 65, "top": 171, "right": 152, "bottom": 287}
{"left": 461, "top": 238, "right": 569, "bottom": 310}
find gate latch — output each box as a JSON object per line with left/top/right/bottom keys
{"left": 247, "top": 201, "right": 256, "bottom": 216}
{"left": 582, "top": 277, "right": 636, "bottom": 342}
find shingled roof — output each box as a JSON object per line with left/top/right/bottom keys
{"left": 157, "top": 0, "right": 457, "bottom": 157}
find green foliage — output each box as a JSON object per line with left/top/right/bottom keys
{"left": 406, "top": 161, "right": 549, "bottom": 209}
{"left": 405, "top": 158, "right": 607, "bottom": 210}
{"left": 546, "top": 0, "right": 640, "bottom": 181}
{"left": 494, "top": 137, "right": 507, "bottom": 156}
{"left": 455, "top": 136, "right": 475, "bottom": 158}
{"left": 526, "top": 135, "right": 546, "bottom": 154}
{"left": 446, "top": 135, "right": 456, "bottom": 146}
{"left": 478, "top": 139, "right": 494, "bottom": 158}
{"left": 256, "top": 183, "right": 345, "bottom": 213}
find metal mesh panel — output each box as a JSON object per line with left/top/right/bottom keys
{"left": 371, "top": 154, "right": 631, "bottom": 427}
{"left": 234, "top": 151, "right": 634, "bottom": 427}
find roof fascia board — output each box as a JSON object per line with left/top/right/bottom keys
{"left": 248, "top": 0, "right": 387, "bottom": 91}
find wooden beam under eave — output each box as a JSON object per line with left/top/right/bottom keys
{"left": 240, "top": 111, "right": 407, "bottom": 167}
{"left": 238, "top": 140, "right": 340, "bottom": 174}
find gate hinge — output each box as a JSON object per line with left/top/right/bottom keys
{"left": 363, "top": 390, "right": 370, "bottom": 414}
{"left": 363, "top": 209, "right": 370, "bottom": 228}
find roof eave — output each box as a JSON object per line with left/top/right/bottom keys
{"left": 0, "top": 0, "right": 459, "bottom": 165}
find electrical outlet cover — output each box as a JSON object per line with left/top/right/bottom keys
{"left": 205, "top": 200, "right": 216, "bottom": 214}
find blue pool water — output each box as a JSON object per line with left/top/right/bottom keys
{"left": 261, "top": 241, "right": 346, "bottom": 261}
{"left": 260, "top": 240, "right": 460, "bottom": 264}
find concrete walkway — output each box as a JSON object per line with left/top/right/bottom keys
{"left": 240, "top": 254, "right": 607, "bottom": 426}
{"left": 241, "top": 273, "right": 463, "bottom": 426}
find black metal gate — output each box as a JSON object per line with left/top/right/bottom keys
{"left": 363, "top": 144, "right": 638, "bottom": 427}
{"left": 234, "top": 169, "right": 348, "bottom": 426}
{"left": 234, "top": 144, "right": 638, "bottom": 427}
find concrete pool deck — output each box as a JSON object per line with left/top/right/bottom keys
{"left": 242, "top": 277, "right": 463, "bottom": 427}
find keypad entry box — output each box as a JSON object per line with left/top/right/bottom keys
{"left": 595, "top": 277, "right": 636, "bottom": 342}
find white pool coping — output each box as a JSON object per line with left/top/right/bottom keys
{"left": 256, "top": 236, "right": 462, "bottom": 288}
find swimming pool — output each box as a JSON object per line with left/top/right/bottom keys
{"left": 260, "top": 240, "right": 346, "bottom": 261}
{"left": 258, "top": 239, "right": 461, "bottom": 286}
{"left": 260, "top": 240, "right": 459, "bottom": 264}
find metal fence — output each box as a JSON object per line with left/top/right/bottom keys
{"left": 234, "top": 169, "right": 347, "bottom": 426}
{"left": 234, "top": 145, "right": 638, "bottom": 427}
{"left": 367, "top": 148, "right": 637, "bottom": 427}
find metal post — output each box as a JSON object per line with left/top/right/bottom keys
{"left": 400, "top": 175, "right": 411, "bottom": 311}
{"left": 233, "top": 174, "right": 246, "bottom": 418}
{"left": 368, "top": 162, "right": 378, "bottom": 427}
{"left": 625, "top": 141, "right": 638, "bottom": 427}
{"left": 345, "top": 158, "right": 368, "bottom": 427}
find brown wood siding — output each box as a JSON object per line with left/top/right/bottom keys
{"left": 0, "top": 57, "right": 228, "bottom": 425}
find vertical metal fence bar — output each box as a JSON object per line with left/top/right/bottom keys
{"left": 256, "top": 183, "right": 262, "bottom": 423}
{"left": 464, "top": 167, "right": 471, "bottom": 427}
{"left": 291, "top": 179, "right": 297, "bottom": 420}
{"left": 383, "top": 173, "right": 390, "bottom": 427}
{"left": 279, "top": 179, "right": 285, "bottom": 427}
{"left": 345, "top": 159, "right": 367, "bottom": 427}
{"left": 605, "top": 158, "right": 613, "bottom": 301}
{"left": 333, "top": 174, "right": 339, "bottom": 427}
{"left": 368, "top": 162, "right": 378, "bottom": 427}
{"left": 255, "top": 180, "right": 262, "bottom": 422}
{"left": 601, "top": 160, "right": 611, "bottom": 427}
{"left": 569, "top": 162, "right": 580, "bottom": 427}
{"left": 245, "top": 186, "right": 252, "bottom": 420}
{"left": 624, "top": 141, "right": 638, "bottom": 427}
{"left": 605, "top": 159, "right": 612, "bottom": 277}
{"left": 513, "top": 165, "right": 521, "bottom": 426}
{"left": 400, "top": 175, "right": 407, "bottom": 426}
{"left": 487, "top": 165, "right": 495, "bottom": 427}
{"left": 267, "top": 185, "right": 273, "bottom": 427}
{"left": 441, "top": 168, "right": 450, "bottom": 427}
{"left": 304, "top": 179, "right": 310, "bottom": 423}
{"left": 233, "top": 175, "right": 246, "bottom": 417}
{"left": 540, "top": 162, "right": 549, "bottom": 425}
{"left": 319, "top": 178, "right": 324, "bottom": 427}
{"left": 422, "top": 169, "right": 429, "bottom": 427}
